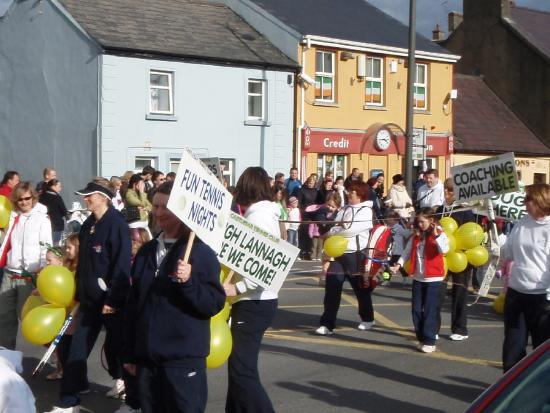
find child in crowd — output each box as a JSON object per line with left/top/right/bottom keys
{"left": 272, "top": 185, "right": 288, "bottom": 241}
{"left": 314, "top": 192, "right": 342, "bottom": 285}
{"left": 391, "top": 208, "right": 449, "bottom": 354}
{"left": 386, "top": 210, "right": 413, "bottom": 285}
{"left": 45, "top": 248, "right": 63, "bottom": 266}
{"left": 46, "top": 234, "right": 80, "bottom": 381}
{"left": 287, "top": 196, "right": 300, "bottom": 247}
{"left": 130, "top": 228, "right": 151, "bottom": 263}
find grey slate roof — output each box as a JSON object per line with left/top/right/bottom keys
{"left": 57, "top": 0, "right": 297, "bottom": 69}
{"left": 246, "top": 0, "right": 450, "bottom": 55}
{"left": 510, "top": 5, "right": 550, "bottom": 59}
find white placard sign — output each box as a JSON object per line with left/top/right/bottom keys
{"left": 218, "top": 211, "right": 300, "bottom": 294}
{"left": 200, "top": 157, "right": 223, "bottom": 182}
{"left": 451, "top": 153, "right": 519, "bottom": 202}
{"left": 167, "top": 149, "right": 233, "bottom": 253}
{"left": 475, "top": 192, "right": 527, "bottom": 222}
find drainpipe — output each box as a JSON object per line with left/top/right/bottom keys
{"left": 297, "top": 36, "right": 311, "bottom": 179}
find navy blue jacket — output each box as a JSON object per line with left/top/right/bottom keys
{"left": 76, "top": 207, "right": 131, "bottom": 310}
{"left": 124, "top": 236, "right": 225, "bottom": 367}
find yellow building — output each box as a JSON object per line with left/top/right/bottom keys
{"left": 297, "top": 37, "right": 459, "bottom": 193}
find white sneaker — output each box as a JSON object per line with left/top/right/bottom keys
{"left": 106, "top": 379, "right": 125, "bottom": 398}
{"left": 113, "top": 404, "right": 141, "bottom": 413}
{"left": 450, "top": 333, "right": 469, "bottom": 341}
{"left": 314, "top": 326, "right": 334, "bottom": 336}
{"left": 420, "top": 344, "right": 436, "bottom": 353}
{"left": 44, "top": 406, "right": 81, "bottom": 413}
{"left": 357, "top": 321, "right": 375, "bottom": 330}
{"left": 435, "top": 334, "right": 439, "bottom": 340}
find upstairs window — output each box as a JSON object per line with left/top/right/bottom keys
{"left": 247, "top": 79, "right": 266, "bottom": 120}
{"left": 149, "top": 70, "right": 174, "bottom": 114}
{"left": 414, "top": 63, "right": 428, "bottom": 110}
{"left": 365, "top": 57, "right": 384, "bottom": 106}
{"left": 315, "top": 51, "right": 335, "bottom": 102}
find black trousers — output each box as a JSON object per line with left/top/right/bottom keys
{"left": 437, "top": 270, "right": 471, "bottom": 336}
{"left": 226, "top": 299, "right": 278, "bottom": 413}
{"left": 320, "top": 252, "right": 374, "bottom": 331}
{"left": 298, "top": 223, "right": 312, "bottom": 257}
{"left": 503, "top": 288, "right": 550, "bottom": 372}
{"left": 138, "top": 363, "right": 207, "bottom": 413}
{"left": 57, "top": 308, "right": 125, "bottom": 407}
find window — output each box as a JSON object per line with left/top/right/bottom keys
{"left": 414, "top": 63, "right": 428, "bottom": 110}
{"left": 247, "top": 79, "right": 266, "bottom": 120}
{"left": 365, "top": 57, "right": 384, "bottom": 106}
{"left": 149, "top": 70, "right": 174, "bottom": 114}
{"left": 135, "top": 156, "right": 157, "bottom": 171}
{"left": 317, "top": 155, "right": 347, "bottom": 180}
{"left": 315, "top": 51, "right": 335, "bottom": 102}
{"left": 169, "top": 158, "right": 181, "bottom": 173}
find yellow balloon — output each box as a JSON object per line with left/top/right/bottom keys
{"left": 440, "top": 217, "right": 458, "bottom": 235}
{"left": 219, "top": 266, "right": 229, "bottom": 283}
{"left": 21, "top": 294, "right": 47, "bottom": 320}
{"left": 446, "top": 234, "right": 457, "bottom": 255}
{"left": 493, "top": 292, "right": 505, "bottom": 314}
{"left": 212, "top": 302, "right": 231, "bottom": 322}
{"left": 443, "top": 256, "right": 448, "bottom": 276}
{"left": 207, "top": 318, "right": 232, "bottom": 369}
{"left": 22, "top": 304, "right": 65, "bottom": 345}
{"left": 446, "top": 251, "right": 468, "bottom": 273}
{"left": 324, "top": 236, "right": 348, "bottom": 258}
{"left": 455, "top": 223, "right": 484, "bottom": 250}
{"left": 466, "top": 245, "right": 489, "bottom": 267}
{"left": 0, "top": 195, "right": 11, "bottom": 229}
{"left": 403, "top": 260, "right": 412, "bottom": 274}
{"left": 37, "top": 265, "right": 75, "bottom": 307}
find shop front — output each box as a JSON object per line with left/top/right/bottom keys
{"left": 301, "top": 126, "right": 452, "bottom": 193}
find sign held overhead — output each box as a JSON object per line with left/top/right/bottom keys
{"left": 451, "top": 153, "right": 519, "bottom": 202}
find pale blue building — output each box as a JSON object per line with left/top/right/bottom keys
{"left": 0, "top": 0, "right": 297, "bottom": 199}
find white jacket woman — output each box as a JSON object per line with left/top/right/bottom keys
{"left": 0, "top": 182, "right": 52, "bottom": 350}
{"left": 388, "top": 179, "right": 414, "bottom": 218}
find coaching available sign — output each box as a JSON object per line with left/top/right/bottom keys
{"left": 218, "top": 212, "right": 300, "bottom": 294}
{"left": 451, "top": 153, "right": 519, "bottom": 202}
{"left": 167, "top": 149, "right": 233, "bottom": 253}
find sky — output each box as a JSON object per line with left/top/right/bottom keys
{"left": 365, "top": 0, "right": 550, "bottom": 40}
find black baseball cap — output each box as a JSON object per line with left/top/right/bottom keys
{"left": 75, "top": 182, "right": 114, "bottom": 199}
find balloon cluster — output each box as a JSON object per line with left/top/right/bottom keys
{"left": 440, "top": 218, "right": 489, "bottom": 274}
{"left": 0, "top": 195, "right": 11, "bottom": 228}
{"left": 493, "top": 291, "right": 505, "bottom": 314}
{"left": 206, "top": 266, "right": 233, "bottom": 369}
{"left": 21, "top": 266, "right": 75, "bottom": 345}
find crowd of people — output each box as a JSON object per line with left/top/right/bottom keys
{"left": 0, "top": 162, "right": 549, "bottom": 412}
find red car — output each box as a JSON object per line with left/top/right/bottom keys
{"left": 466, "top": 338, "right": 550, "bottom": 412}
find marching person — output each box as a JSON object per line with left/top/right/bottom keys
{"left": 315, "top": 181, "right": 374, "bottom": 335}
{"left": 122, "top": 180, "right": 225, "bottom": 413}
{"left": 436, "top": 178, "right": 476, "bottom": 341}
{"left": 0, "top": 182, "right": 51, "bottom": 349}
{"left": 46, "top": 178, "right": 131, "bottom": 413}
{"left": 224, "top": 166, "right": 282, "bottom": 413}
{"left": 501, "top": 183, "right": 550, "bottom": 372}
{"left": 392, "top": 208, "right": 449, "bottom": 353}
{"left": 39, "top": 179, "right": 69, "bottom": 246}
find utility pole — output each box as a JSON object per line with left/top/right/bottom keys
{"left": 405, "top": 0, "right": 417, "bottom": 195}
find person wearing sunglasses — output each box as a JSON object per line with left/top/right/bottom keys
{"left": 502, "top": 183, "right": 550, "bottom": 372}
{"left": 0, "top": 181, "right": 52, "bottom": 349}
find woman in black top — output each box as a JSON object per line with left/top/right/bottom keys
{"left": 39, "top": 179, "right": 68, "bottom": 245}
{"left": 297, "top": 177, "right": 319, "bottom": 260}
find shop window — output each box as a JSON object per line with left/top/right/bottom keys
{"left": 365, "top": 57, "right": 384, "bottom": 106}
{"left": 414, "top": 63, "right": 428, "bottom": 110}
{"left": 315, "top": 51, "right": 335, "bottom": 102}
{"left": 317, "top": 154, "right": 347, "bottom": 180}
{"left": 169, "top": 158, "right": 181, "bottom": 173}
{"left": 220, "top": 158, "right": 235, "bottom": 187}
{"left": 149, "top": 70, "right": 174, "bottom": 114}
{"left": 534, "top": 173, "right": 547, "bottom": 184}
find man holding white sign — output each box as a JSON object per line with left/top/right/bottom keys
{"left": 222, "top": 167, "right": 297, "bottom": 413}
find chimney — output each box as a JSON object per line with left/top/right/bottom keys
{"left": 448, "top": 12, "right": 463, "bottom": 33}
{"left": 432, "top": 24, "right": 444, "bottom": 41}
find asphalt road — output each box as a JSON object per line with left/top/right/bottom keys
{"left": 20, "top": 260, "right": 505, "bottom": 413}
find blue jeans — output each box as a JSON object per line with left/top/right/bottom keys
{"left": 412, "top": 280, "right": 444, "bottom": 346}
{"left": 287, "top": 229, "right": 298, "bottom": 247}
